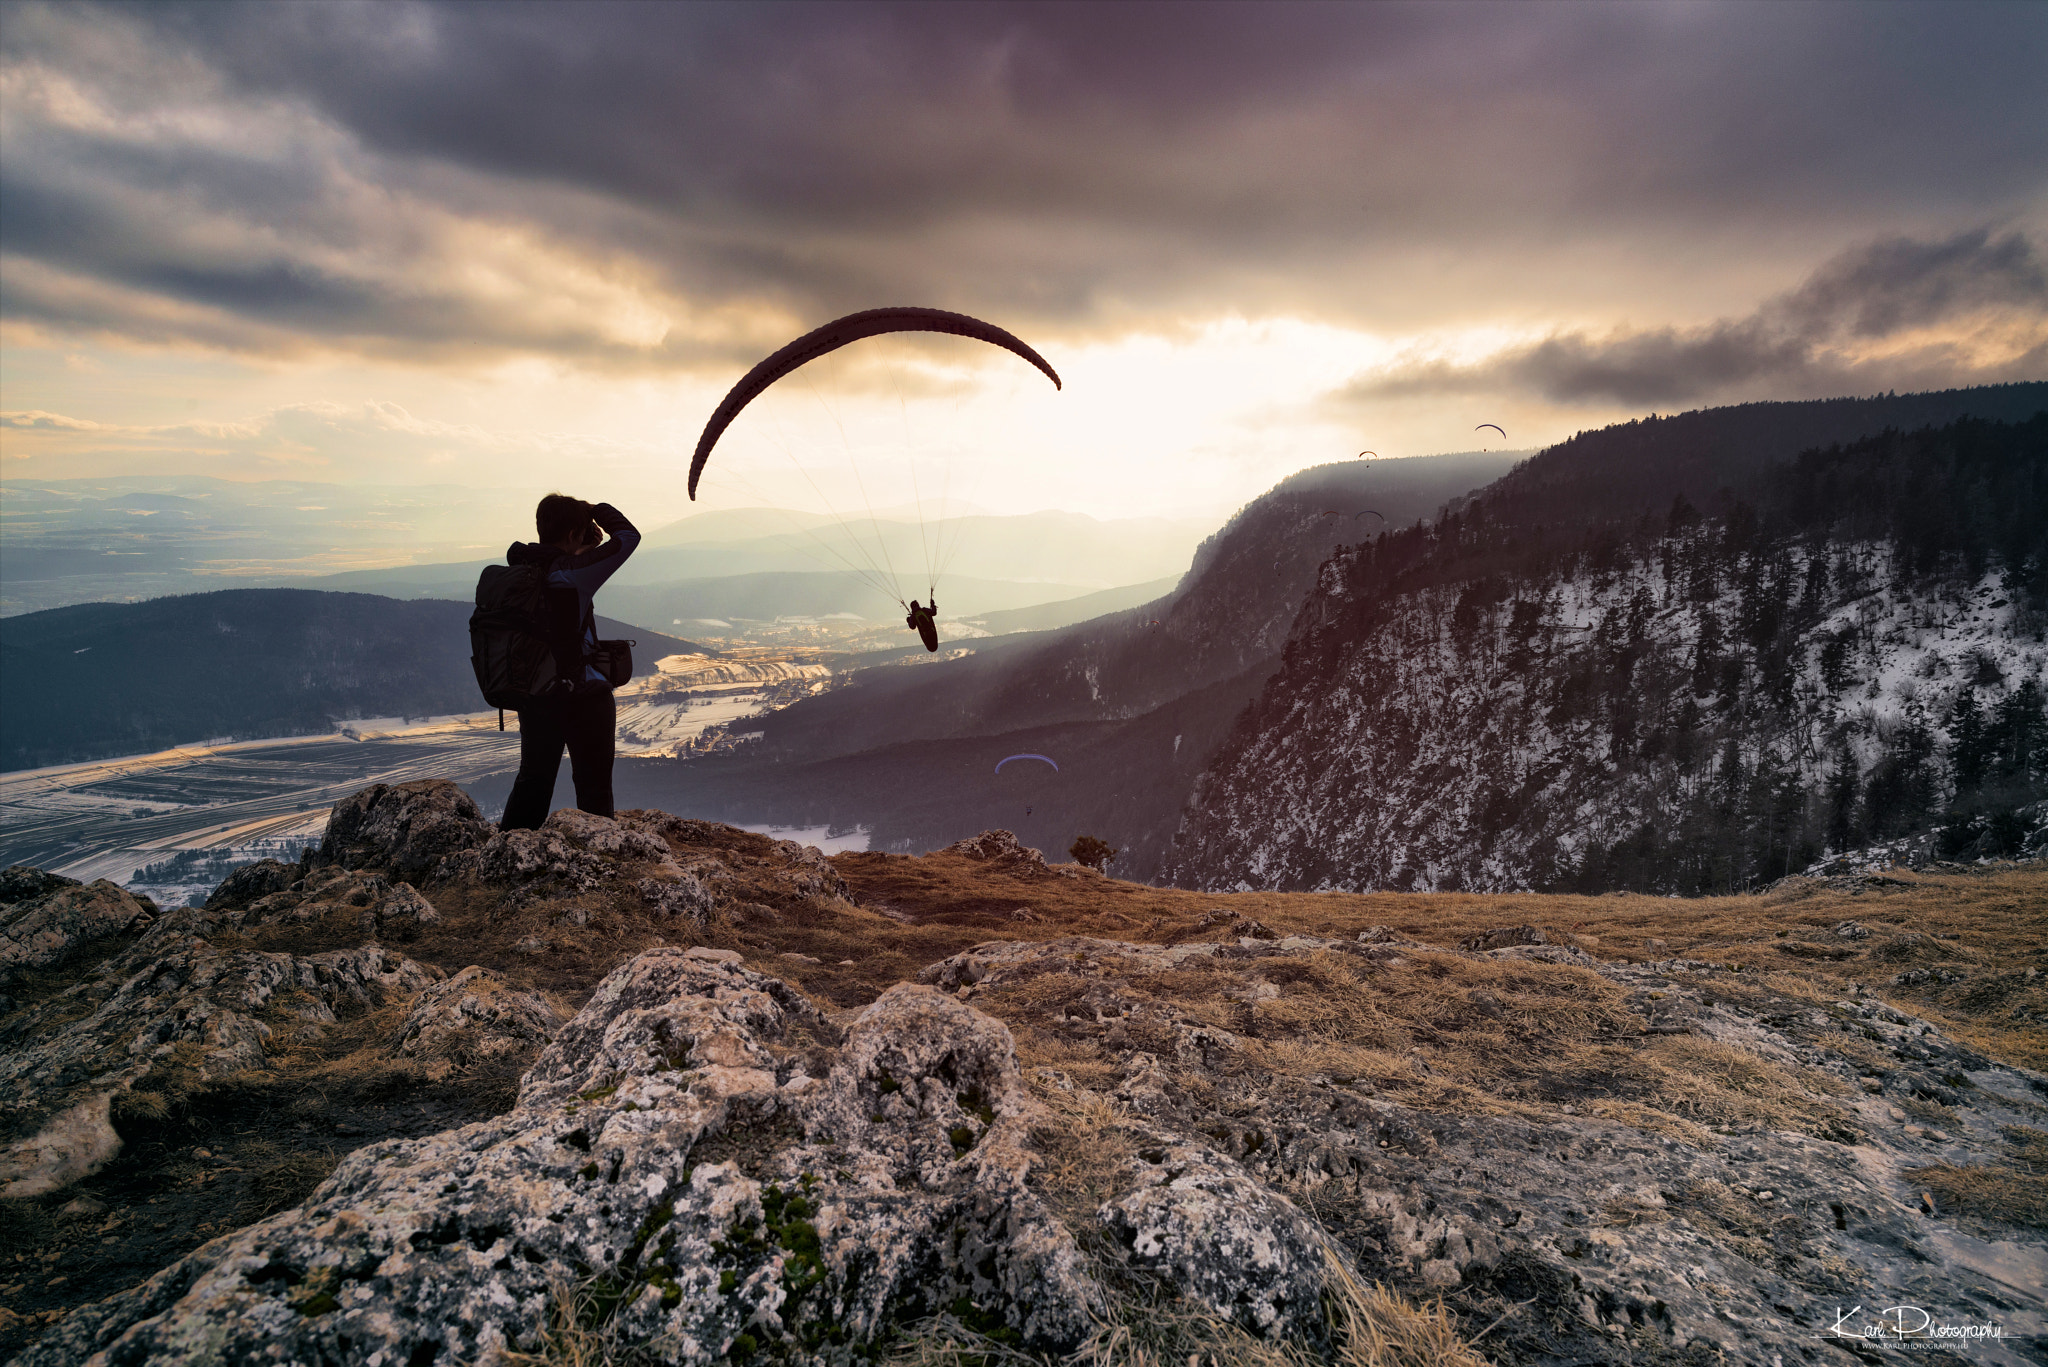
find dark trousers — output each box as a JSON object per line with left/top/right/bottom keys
{"left": 501, "top": 690, "right": 616, "bottom": 830}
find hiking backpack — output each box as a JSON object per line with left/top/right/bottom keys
{"left": 469, "top": 563, "right": 584, "bottom": 718}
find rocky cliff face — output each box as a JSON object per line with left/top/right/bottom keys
{"left": 4, "top": 782, "right": 2044, "bottom": 1364}
{"left": 1169, "top": 523, "right": 2048, "bottom": 894}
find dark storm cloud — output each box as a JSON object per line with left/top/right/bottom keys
{"left": 2, "top": 0, "right": 2044, "bottom": 358}
{"left": 1342, "top": 228, "right": 2048, "bottom": 408}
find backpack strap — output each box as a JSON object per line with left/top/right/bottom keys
{"left": 541, "top": 574, "right": 586, "bottom": 688}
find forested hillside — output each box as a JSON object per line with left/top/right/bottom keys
{"left": 1169, "top": 412, "right": 2048, "bottom": 892}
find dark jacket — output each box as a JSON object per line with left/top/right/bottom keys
{"left": 505, "top": 503, "right": 641, "bottom": 690}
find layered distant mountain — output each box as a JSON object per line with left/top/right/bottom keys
{"left": 0, "top": 590, "right": 704, "bottom": 771}
{"left": 0, "top": 478, "right": 537, "bottom": 616}
{"left": 237, "top": 508, "right": 1207, "bottom": 627}
{"left": 0, "top": 479, "right": 1207, "bottom": 628}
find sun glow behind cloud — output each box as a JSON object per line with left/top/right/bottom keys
{"left": 4, "top": 315, "right": 1554, "bottom": 525}
{"left": 0, "top": 1, "right": 2041, "bottom": 532}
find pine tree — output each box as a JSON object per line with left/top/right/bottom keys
{"left": 1948, "top": 689, "right": 1987, "bottom": 795}
{"left": 1693, "top": 610, "right": 1723, "bottom": 693}
{"left": 1825, "top": 755, "right": 1860, "bottom": 854}
{"left": 1993, "top": 680, "right": 2046, "bottom": 782}
{"left": 1860, "top": 724, "right": 1937, "bottom": 839}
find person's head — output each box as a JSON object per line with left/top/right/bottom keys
{"left": 536, "top": 493, "right": 600, "bottom": 553}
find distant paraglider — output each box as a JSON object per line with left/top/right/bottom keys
{"left": 1476, "top": 423, "right": 1506, "bottom": 441}
{"left": 994, "top": 753, "right": 1060, "bottom": 775}
{"left": 686, "top": 306, "right": 1062, "bottom": 651}
{"left": 1357, "top": 450, "right": 1377, "bottom": 459}
{"left": 688, "top": 307, "right": 1062, "bottom": 500}
{"left": 1355, "top": 509, "right": 1385, "bottom": 525}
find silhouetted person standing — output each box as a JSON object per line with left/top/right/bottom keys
{"left": 500, "top": 494, "right": 640, "bottom": 830}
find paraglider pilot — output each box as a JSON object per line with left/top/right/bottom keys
{"left": 906, "top": 598, "right": 940, "bottom": 652}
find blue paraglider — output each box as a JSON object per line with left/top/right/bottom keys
{"left": 994, "top": 754, "right": 1060, "bottom": 774}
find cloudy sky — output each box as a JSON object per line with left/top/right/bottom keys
{"left": 2, "top": 0, "right": 2043, "bottom": 526}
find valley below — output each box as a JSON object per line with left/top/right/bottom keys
{"left": 0, "top": 649, "right": 845, "bottom": 905}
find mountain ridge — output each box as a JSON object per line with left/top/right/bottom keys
{"left": 1167, "top": 410, "right": 2048, "bottom": 892}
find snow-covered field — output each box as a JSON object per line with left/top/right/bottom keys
{"left": 0, "top": 650, "right": 842, "bottom": 890}
{"left": 737, "top": 823, "right": 871, "bottom": 854}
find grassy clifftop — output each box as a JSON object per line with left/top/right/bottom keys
{"left": 3, "top": 797, "right": 2042, "bottom": 1363}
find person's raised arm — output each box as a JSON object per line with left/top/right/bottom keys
{"left": 557, "top": 502, "right": 640, "bottom": 594}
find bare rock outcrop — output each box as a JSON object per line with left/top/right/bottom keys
{"left": 311, "top": 779, "right": 493, "bottom": 881}
{"left": 942, "top": 829, "right": 1049, "bottom": 869}
{"left": 192, "top": 864, "right": 445, "bottom": 942}
{"left": 1, "top": 876, "right": 153, "bottom": 988}
{"left": 1097, "top": 1139, "right": 1327, "bottom": 1338}
{"left": 0, "top": 864, "right": 81, "bottom": 904}
{"left": 439, "top": 807, "right": 673, "bottom": 906}
{"left": 15, "top": 782, "right": 2046, "bottom": 1366}
{"left": 390, "top": 965, "right": 566, "bottom": 1065}
{"left": 1457, "top": 923, "right": 1547, "bottom": 951}
{"left": 0, "top": 914, "right": 436, "bottom": 1199}
{"left": 767, "top": 837, "right": 851, "bottom": 903}
{"left": 24, "top": 949, "right": 1109, "bottom": 1366}
{"left": 202, "top": 857, "right": 301, "bottom": 911}
{"left": 920, "top": 933, "right": 2048, "bottom": 1365}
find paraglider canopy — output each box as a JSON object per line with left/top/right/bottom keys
{"left": 688, "top": 307, "right": 1062, "bottom": 499}
{"left": 1356, "top": 450, "right": 1377, "bottom": 459}
{"left": 1355, "top": 509, "right": 1385, "bottom": 524}
{"left": 1475, "top": 423, "right": 1506, "bottom": 440}
{"left": 994, "top": 753, "right": 1060, "bottom": 774}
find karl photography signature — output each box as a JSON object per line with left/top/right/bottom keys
{"left": 1830, "top": 1304, "right": 2007, "bottom": 1348}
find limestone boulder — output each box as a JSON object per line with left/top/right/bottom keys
{"left": 635, "top": 872, "right": 721, "bottom": 925}
{"left": 357, "top": 878, "right": 442, "bottom": 940}
{"left": 312, "top": 779, "right": 492, "bottom": 881}
{"left": 0, "top": 864, "right": 79, "bottom": 904}
{"left": 1097, "top": 1140, "right": 1326, "bottom": 1340}
{"left": 0, "top": 920, "right": 436, "bottom": 1199}
{"left": 390, "top": 965, "right": 566, "bottom": 1064}
{"left": 22, "top": 949, "right": 1104, "bottom": 1366}
{"left": 1457, "top": 923, "right": 1547, "bottom": 951}
{"left": 0, "top": 874, "right": 152, "bottom": 987}
{"left": 770, "top": 838, "right": 851, "bottom": 902}
{"left": 941, "top": 829, "right": 1048, "bottom": 868}
{"left": 202, "top": 857, "right": 303, "bottom": 911}
{"left": 438, "top": 808, "right": 672, "bottom": 906}
{"left": 190, "top": 866, "right": 444, "bottom": 942}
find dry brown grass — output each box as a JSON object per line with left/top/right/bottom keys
{"left": 811, "top": 855, "right": 2047, "bottom": 1078}
{"left": 1025, "top": 1086, "right": 1143, "bottom": 1225}
{"left": 1907, "top": 1125, "right": 2048, "bottom": 1230}
{"left": 896, "top": 871, "right": 1996, "bottom": 1143}
{"left": 206, "top": 832, "right": 2048, "bottom": 1090}
{"left": 231, "top": 1141, "right": 341, "bottom": 1223}
{"left": 1632, "top": 1036, "right": 1854, "bottom": 1138}
{"left": 1319, "top": 1255, "right": 1491, "bottom": 1367}
{"left": 500, "top": 1273, "right": 672, "bottom": 1367}
{"left": 993, "top": 941, "right": 1640, "bottom": 1105}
